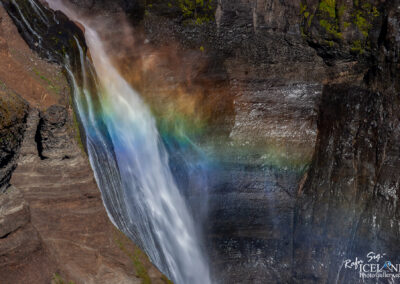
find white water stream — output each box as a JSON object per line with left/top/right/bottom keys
{"left": 43, "top": 1, "right": 211, "bottom": 283}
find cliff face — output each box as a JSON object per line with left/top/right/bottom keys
{"left": 0, "top": 5, "right": 167, "bottom": 283}
{"left": 0, "top": 91, "right": 28, "bottom": 192}
{"left": 1, "top": 0, "right": 399, "bottom": 283}
{"left": 122, "top": 0, "right": 400, "bottom": 283}
{"left": 131, "top": 1, "right": 389, "bottom": 283}
{"left": 294, "top": 84, "right": 400, "bottom": 283}
{"left": 293, "top": 1, "right": 400, "bottom": 282}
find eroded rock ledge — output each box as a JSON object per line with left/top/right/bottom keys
{"left": 0, "top": 104, "right": 167, "bottom": 284}
{"left": 0, "top": 5, "right": 167, "bottom": 283}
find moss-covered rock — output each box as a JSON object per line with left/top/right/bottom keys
{"left": 300, "top": 0, "right": 382, "bottom": 59}
{"left": 144, "top": 0, "right": 216, "bottom": 25}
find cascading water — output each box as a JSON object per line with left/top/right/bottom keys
{"left": 71, "top": 26, "right": 211, "bottom": 284}
{"left": 3, "top": 0, "right": 211, "bottom": 283}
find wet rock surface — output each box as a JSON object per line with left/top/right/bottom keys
{"left": 128, "top": 1, "right": 400, "bottom": 283}
{"left": 0, "top": 106, "right": 167, "bottom": 284}
{"left": 294, "top": 84, "right": 400, "bottom": 283}
{"left": 1, "top": 0, "right": 400, "bottom": 283}
{"left": 32, "top": 0, "right": 400, "bottom": 282}
{"left": 0, "top": 4, "right": 167, "bottom": 283}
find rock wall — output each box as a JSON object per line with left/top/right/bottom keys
{"left": 294, "top": 1, "right": 400, "bottom": 282}
{"left": 131, "top": 1, "right": 400, "bottom": 283}
{"left": 0, "top": 4, "right": 168, "bottom": 283}
{"left": 2, "top": 0, "right": 399, "bottom": 283}
{"left": 0, "top": 91, "right": 28, "bottom": 192}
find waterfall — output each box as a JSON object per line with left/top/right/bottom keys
{"left": 8, "top": 0, "right": 211, "bottom": 282}
{"left": 73, "top": 27, "right": 210, "bottom": 284}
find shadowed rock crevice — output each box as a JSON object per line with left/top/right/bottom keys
{"left": 293, "top": 82, "right": 400, "bottom": 283}
{"left": 33, "top": 117, "right": 45, "bottom": 160}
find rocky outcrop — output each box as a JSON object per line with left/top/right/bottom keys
{"left": 293, "top": 84, "right": 400, "bottom": 283}
{"left": 0, "top": 104, "right": 168, "bottom": 284}
{"left": 293, "top": 1, "right": 400, "bottom": 282}
{"left": 36, "top": 105, "right": 73, "bottom": 159}
{"left": 0, "top": 185, "right": 45, "bottom": 283}
{"left": 0, "top": 91, "right": 28, "bottom": 192}
{"left": 0, "top": 4, "right": 168, "bottom": 283}
{"left": 7, "top": 106, "right": 156, "bottom": 283}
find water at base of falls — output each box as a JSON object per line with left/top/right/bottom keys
{"left": 41, "top": 1, "right": 212, "bottom": 283}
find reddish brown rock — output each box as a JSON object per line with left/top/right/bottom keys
{"left": 0, "top": 4, "right": 167, "bottom": 284}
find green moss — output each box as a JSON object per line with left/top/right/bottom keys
{"left": 300, "top": 0, "right": 380, "bottom": 51}
{"left": 353, "top": 10, "right": 369, "bottom": 37}
{"left": 319, "top": 19, "right": 343, "bottom": 38}
{"left": 161, "top": 275, "right": 174, "bottom": 284}
{"left": 307, "top": 14, "right": 314, "bottom": 27}
{"left": 52, "top": 273, "right": 75, "bottom": 284}
{"left": 72, "top": 106, "right": 85, "bottom": 153}
{"left": 300, "top": 3, "right": 307, "bottom": 15}
{"left": 351, "top": 39, "right": 364, "bottom": 54}
{"left": 338, "top": 5, "right": 346, "bottom": 18}
{"left": 33, "top": 68, "right": 62, "bottom": 94}
{"left": 145, "top": 0, "right": 215, "bottom": 25}
{"left": 300, "top": 0, "right": 346, "bottom": 40}
{"left": 317, "top": 0, "right": 345, "bottom": 39}
{"left": 300, "top": 26, "right": 305, "bottom": 37}
{"left": 114, "top": 232, "right": 151, "bottom": 284}
{"left": 319, "top": 0, "right": 336, "bottom": 18}
{"left": 371, "top": 6, "right": 379, "bottom": 17}
{"left": 352, "top": 1, "right": 380, "bottom": 38}
{"left": 299, "top": 2, "right": 314, "bottom": 33}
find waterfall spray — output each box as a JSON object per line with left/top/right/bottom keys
{"left": 74, "top": 26, "right": 211, "bottom": 283}
{"left": 7, "top": 0, "right": 212, "bottom": 282}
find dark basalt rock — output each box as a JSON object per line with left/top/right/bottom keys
{"left": 36, "top": 105, "right": 71, "bottom": 159}
{"left": 1, "top": 0, "right": 87, "bottom": 68}
{"left": 47, "top": 0, "right": 400, "bottom": 283}
{"left": 0, "top": 90, "right": 29, "bottom": 192}
{"left": 2, "top": 0, "right": 400, "bottom": 283}
{"left": 294, "top": 84, "right": 400, "bottom": 283}
{"left": 293, "top": 1, "right": 400, "bottom": 282}
{"left": 139, "top": 1, "right": 400, "bottom": 283}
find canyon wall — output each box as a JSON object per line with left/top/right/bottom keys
{"left": 132, "top": 0, "right": 400, "bottom": 282}
{"left": 0, "top": 5, "right": 168, "bottom": 283}
{"left": 1, "top": 0, "right": 399, "bottom": 283}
